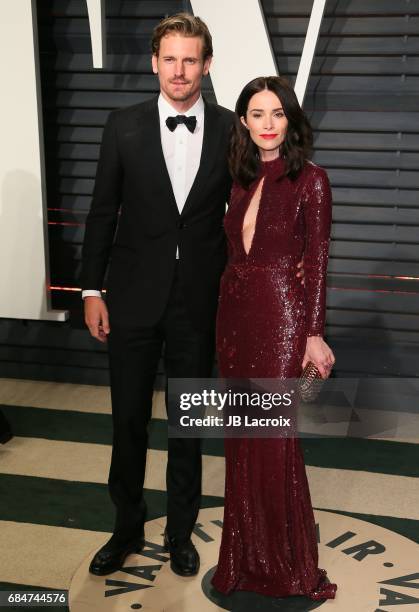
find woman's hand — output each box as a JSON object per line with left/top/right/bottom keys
{"left": 302, "top": 336, "right": 335, "bottom": 379}
{"left": 296, "top": 256, "right": 305, "bottom": 286}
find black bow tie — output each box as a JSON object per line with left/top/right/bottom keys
{"left": 166, "top": 115, "right": 197, "bottom": 133}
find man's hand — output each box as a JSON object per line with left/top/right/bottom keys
{"left": 296, "top": 256, "right": 305, "bottom": 286}
{"left": 84, "top": 296, "right": 110, "bottom": 343}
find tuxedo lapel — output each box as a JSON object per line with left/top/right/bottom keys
{"left": 134, "top": 96, "right": 180, "bottom": 218}
{"left": 181, "top": 99, "right": 224, "bottom": 218}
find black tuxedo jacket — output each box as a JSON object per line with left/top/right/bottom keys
{"left": 80, "top": 95, "right": 234, "bottom": 330}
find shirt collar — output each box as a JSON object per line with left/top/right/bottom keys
{"left": 158, "top": 93, "right": 205, "bottom": 130}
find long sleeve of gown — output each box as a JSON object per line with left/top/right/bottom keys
{"left": 302, "top": 167, "right": 332, "bottom": 337}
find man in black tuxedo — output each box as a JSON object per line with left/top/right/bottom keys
{"left": 81, "top": 12, "right": 304, "bottom": 578}
{"left": 81, "top": 13, "right": 232, "bottom": 577}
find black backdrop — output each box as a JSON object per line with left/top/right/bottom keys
{"left": 0, "top": 0, "right": 417, "bottom": 384}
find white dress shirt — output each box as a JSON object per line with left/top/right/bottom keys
{"left": 158, "top": 93, "right": 204, "bottom": 215}
{"left": 82, "top": 94, "right": 205, "bottom": 299}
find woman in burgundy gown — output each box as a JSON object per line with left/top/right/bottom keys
{"left": 211, "top": 77, "right": 337, "bottom": 600}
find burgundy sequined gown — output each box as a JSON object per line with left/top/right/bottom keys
{"left": 211, "top": 156, "right": 337, "bottom": 600}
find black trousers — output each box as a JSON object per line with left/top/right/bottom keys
{"left": 107, "top": 264, "right": 215, "bottom": 541}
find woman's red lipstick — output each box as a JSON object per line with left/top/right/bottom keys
{"left": 260, "top": 134, "right": 278, "bottom": 139}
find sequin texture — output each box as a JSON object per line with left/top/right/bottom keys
{"left": 211, "top": 156, "right": 337, "bottom": 599}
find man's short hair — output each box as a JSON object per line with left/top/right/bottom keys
{"left": 151, "top": 12, "right": 213, "bottom": 60}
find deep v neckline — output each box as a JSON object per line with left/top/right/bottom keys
{"left": 241, "top": 175, "right": 266, "bottom": 258}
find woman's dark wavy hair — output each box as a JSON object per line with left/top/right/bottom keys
{"left": 229, "top": 76, "right": 313, "bottom": 189}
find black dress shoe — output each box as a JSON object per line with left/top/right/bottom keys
{"left": 163, "top": 530, "right": 200, "bottom": 577}
{"left": 89, "top": 532, "right": 145, "bottom": 576}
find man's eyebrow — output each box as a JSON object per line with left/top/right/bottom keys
{"left": 161, "top": 55, "right": 199, "bottom": 60}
